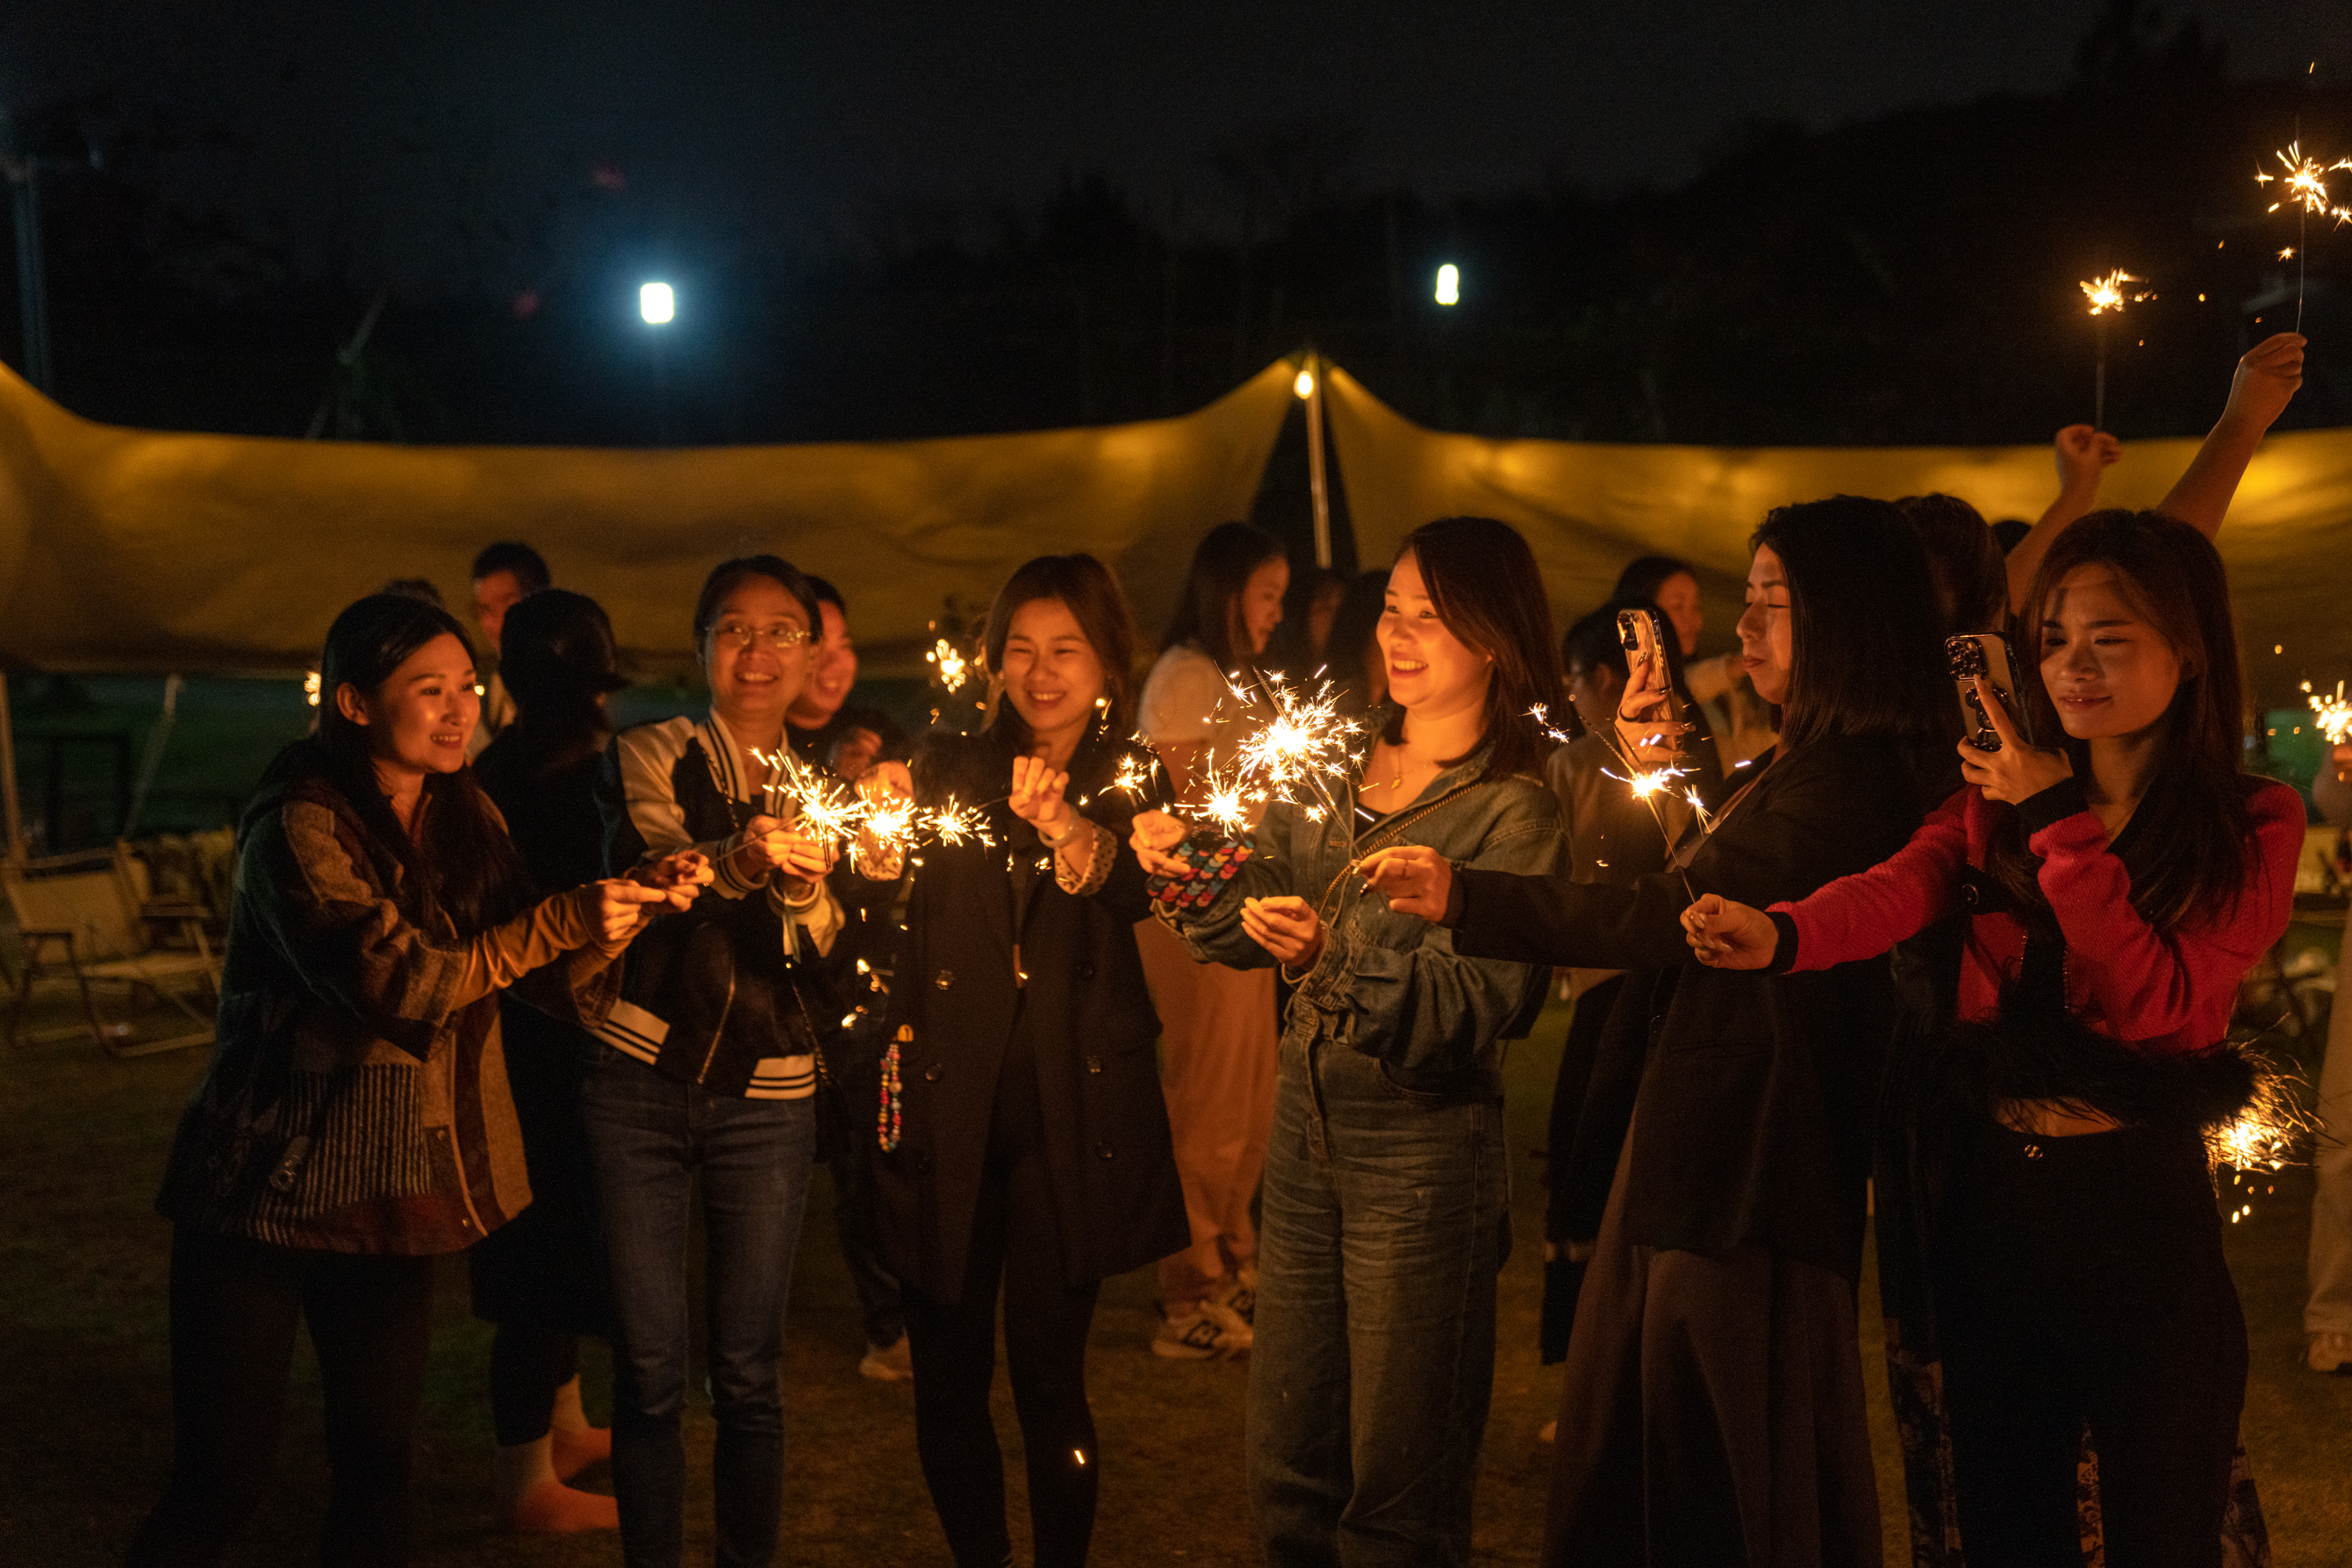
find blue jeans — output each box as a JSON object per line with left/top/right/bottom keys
{"left": 582, "top": 1048, "right": 816, "bottom": 1568}
{"left": 1248, "top": 1035, "right": 1509, "bottom": 1568}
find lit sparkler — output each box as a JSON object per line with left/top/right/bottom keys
{"left": 925, "top": 798, "right": 996, "bottom": 848}
{"left": 2079, "top": 269, "right": 2150, "bottom": 430}
{"left": 2206, "top": 1060, "right": 2315, "bottom": 1229}
{"left": 2255, "top": 140, "right": 2352, "bottom": 331}
{"left": 2304, "top": 679, "right": 2352, "bottom": 745}
{"left": 1527, "top": 703, "right": 1578, "bottom": 745}
{"left": 1223, "top": 670, "right": 1365, "bottom": 827}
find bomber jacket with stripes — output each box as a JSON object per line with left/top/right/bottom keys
{"left": 594, "top": 712, "right": 843, "bottom": 1099}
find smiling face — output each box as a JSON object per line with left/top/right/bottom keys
{"left": 1237, "top": 556, "right": 1289, "bottom": 656}
{"left": 1000, "top": 597, "right": 1108, "bottom": 754}
{"left": 1735, "top": 544, "right": 1796, "bottom": 706}
{"left": 337, "top": 632, "right": 480, "bottom": 784}
{"left": 2038, "top": 564, "right": 2186, "bottom": 741}
{"left": 1653, "top": 569, "right": 1704, "bottom": 657}
{"left": 700, "top": 576, "right": 812, "bottom": 734}
{"left": 790, "top": 600, "right": 857, "bottom": 728}
{"left": 1378, "top": 550, "right": 1491, "bottom": 720}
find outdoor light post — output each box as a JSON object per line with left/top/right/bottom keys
{"left": 640, "top": 280, "right": 675, "bottom": 443}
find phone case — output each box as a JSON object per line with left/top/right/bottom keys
{"left": 1616, "top": 608, "right": 1687, "bottom": 733}
{"left": 1947, "top": 633, "right": 2027, "bottom": 751}
{"left": 1147, "top": 833, "right": 1256, "bottom": 911}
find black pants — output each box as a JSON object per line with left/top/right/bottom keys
{"left": 489, "top": 1324, "right": 581, "bottom": 1447}
{"left": 126, "top": 1228, "right": 436, "bottom": 1568}
{"left": 1942, "top": 1122, "right": 2247, "bottom": 1568}
{"left": 814, "top": 1034, "right": 906, "bottom": 1349}
{"left": 904, "top": 1130, "right": 1102, "bottom": 1568}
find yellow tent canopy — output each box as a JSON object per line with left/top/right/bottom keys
{"left": 1325, "top": 365, "right": 2352, "bottom": 708}
{"left": 0, "top": 360, "right": 1299, "bottom": 677}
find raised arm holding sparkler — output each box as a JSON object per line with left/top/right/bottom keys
{"left": 2004, "top": 332, "right": 2304, "bottom": 612}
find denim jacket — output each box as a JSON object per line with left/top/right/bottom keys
{"left": 1162, "top": 742, "right": 1566, "bottom": 1093}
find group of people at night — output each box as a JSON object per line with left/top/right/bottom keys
{"left": 120, "top": 326, "right": 2345, "bottom": 1568}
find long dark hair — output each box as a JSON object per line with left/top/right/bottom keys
{"left": 1896, "top": 492, "right": 2006, "bottom": 638}
{"left": 1984, "top": 510, "right": 2253, "bottom": 931}
{"left": 301, "top": 594, "right": 529, "bottom": 937}
{"left": 1613, "top": 554, "right": 1695, "bottom": 604}
{"left": 1385, "top": 517, "right": 1564, "bottom": 782}
{"left": 982, "top": 553, "right": 1145, "bottom": 766}
{"left": 1162, "top": 521, "right": 1285, "bottom": 672}
{"left": 1750, "top": 497, "right": 1954, "bottom": 756}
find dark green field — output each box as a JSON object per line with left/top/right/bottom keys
{"left": 3, "top": 985, "right": 2346, "bottom": 1567}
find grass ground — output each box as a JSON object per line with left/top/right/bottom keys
{"left": 3, "top": 991, "right": 2345, "bottom": 1567}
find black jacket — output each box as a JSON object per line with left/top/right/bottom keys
{"left": 871, "top": 727, "right": 1187, "bottom": 1303}
{"left": 1452, "top": 734, "right": 1936, "bottom": 1281}
{"left": 595, "top": 714, "right": 840, "bottom": 1099}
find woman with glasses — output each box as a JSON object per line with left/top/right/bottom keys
{"left": 586, "top": 555, "right": 843, "bottom": 1568}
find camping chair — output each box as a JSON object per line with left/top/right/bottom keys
{"left": 2, "top": 845, "right": 221, "bottom": 1056}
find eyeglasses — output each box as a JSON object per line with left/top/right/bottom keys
{"left": 706, "top": 622, "right": 813, "bottom": 652}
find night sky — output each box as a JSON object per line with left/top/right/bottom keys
{"left": 6, "top": 1, "right": 2337, "bottom": 298}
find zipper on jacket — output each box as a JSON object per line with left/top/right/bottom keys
{"left": 697, "top": 961, "right": 738, "bottom": 1083}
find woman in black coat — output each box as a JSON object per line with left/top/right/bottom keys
{"left": 860, "top": 553, "right": 1186, "bottom": 1568}
{"left": 1366, "top": 498, "right": 1957, "bottom": 1568}
{"left": 468, "top": 589, "right": 634, "bottom": 1533}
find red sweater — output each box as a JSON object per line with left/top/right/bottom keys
{"left": 1772, "top": 776, "right": 2304, "bottom": 1054}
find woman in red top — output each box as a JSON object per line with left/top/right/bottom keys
{"left": 1688, "top": 510, "right": 2302, "bottom": 1567}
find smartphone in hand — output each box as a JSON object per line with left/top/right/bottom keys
{"left": 1947, "top": 633, "right": 2026, "bottom": 751}
{"left": 1616, "top": 608, "right": 1687, "bottom": 732}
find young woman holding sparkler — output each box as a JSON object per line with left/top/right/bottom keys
{"left": 1137, "top": 520, "right": 1289, "bottom": 1359}
{"left": 130, "top": 594, "right": 694, "bottom": 1568}
{"left": 587, "top": 554, "right": 845, "bottom": 1568}
{"left": 862, "top": 553, "right": 1186, "bottom": 1568}
{"left": 1682, "top": 511, "right": 2303, "bottom": 1566}
{"left": 1366, "top": 497, "right": 1954, "bottom": 1568}
{"left": 1130, "top": 515, "right": 1567, "bottom": 1568}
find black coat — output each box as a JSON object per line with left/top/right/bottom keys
{"left": 1453, "top": 734, "right": 1937, "bottom": 1282}
{"left": 872, "top": 728, "right": 1188, "bottom": 1303}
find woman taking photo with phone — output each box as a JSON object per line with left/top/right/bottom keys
{"left": 1366, "top": 497, "right": 1954, "bottom": 1568}
{"left": 862, "top": 553, "right": 1186, "bottom": 1568}
{"left": 1132, "top": 515, "right": 1565, "bottom": 1568}
{"left": 590, "top": 554, "right": 843, "bottom": 1568}
{"left": 132, "top": 593, "right": 689, "bottom": 1568}
{"left": 1682, "top": 510, "right": 2302, "bottom": 1565}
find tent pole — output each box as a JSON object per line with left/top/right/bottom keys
{"left": 1305, "top": 354, "right": 1331, "bottom": 569}
{"left": 121, "top": 672, "right": 183, "bottom": 840}
{"left": 0, "top": 671, "right": 22, "bottom": 860}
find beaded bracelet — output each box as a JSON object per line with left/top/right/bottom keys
{"left": 1147, "top": 833, "right": 1255, "bottom": 911}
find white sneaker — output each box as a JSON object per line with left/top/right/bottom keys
{"left": 1153, "top": 1301, "right": 1251, "bottom": 1360}
{"left": 2308, "top": 1330, "right": 2352, "bottom": 1374}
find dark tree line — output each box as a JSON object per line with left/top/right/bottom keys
{"left": 4, "top": 5, "right": 2348, "bottom": 450}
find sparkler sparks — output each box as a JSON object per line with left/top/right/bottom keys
{"left": 2255, "top": 140, "right": 2352, "bottom": 331}
{"left": 927, "top": 637, "right": 971, "bottom": 692}
{"left": 1527, "top": 703, "right": 1577, "bottom": 745}
{"left": 2304, "top": 679, "right": 2352, "bottom": 745}
{"left": 2255, "top": 141, "right": 2352, "bottom": 222}
{"left": 2206, "top": 1066, "right": 2314, "bottom": 1179}
{"left": 2078, "top": 269, "right": 2149, "bottom": 315}
{"left": 1228, "top": 672, "right": 1364, "bottom": 827}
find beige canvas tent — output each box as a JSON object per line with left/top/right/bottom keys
{"left": 1325, "top": 365, "right": 2352, "bottom": 710}
{"left": 0, "top": 352, "right": 2346, "bottom": 705}
{"left": 0, "top": 359, "right": 1300, "bottom": 677}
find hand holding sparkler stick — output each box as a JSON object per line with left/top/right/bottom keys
{"left": 1681, "top": 893, "right": 1776, "bottom": 969}
{"left": 1007, "top": 755, "right": 1080, "bottom": 844}
{"left": 1129, "top": 810, "right": 1193, "bottom": 877}
{"left": 634, "top": 850, "right": 717, "bottom": 913}
{"left": 1356, "top": 844, "right": 1452, "bottom": 920}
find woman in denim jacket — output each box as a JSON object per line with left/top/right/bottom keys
{"left": 1133, "top": 516, "right": 1567, "bottom": 1568}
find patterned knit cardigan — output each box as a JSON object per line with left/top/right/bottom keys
{"left": 156, "top": 768, "right": 622, "bottom": 1255}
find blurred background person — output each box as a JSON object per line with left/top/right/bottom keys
{"left": 468, "top": 541, "right": 551, "bottom": 758}
{"left": 785, "top": 576, "right": 858, "bottom": 764}
{"left": 1136, "top": 520, "right": 1288, "bottom": 1358}
{"left": 469, "top": 589, "right": 635, "bottom": 1534}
